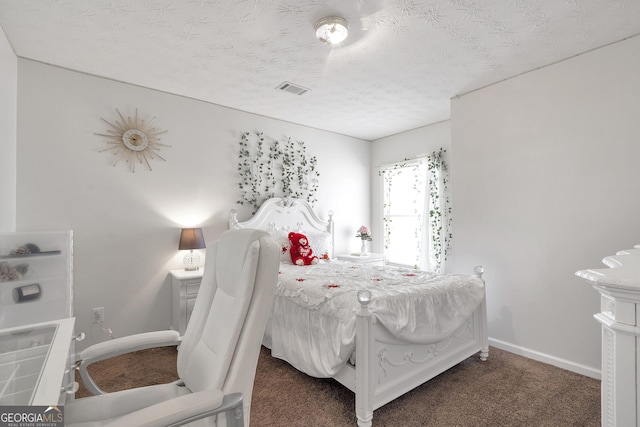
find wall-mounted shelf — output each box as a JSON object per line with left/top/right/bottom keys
{"left": 0, "top": 251, "right": 61, "bottom": 259}
{"left": 0, "top": 231, "right": 73, "bottom": 329}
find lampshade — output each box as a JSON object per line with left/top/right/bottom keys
{"left": 179, "top": 228, "right": 206, "bottom": 250}
{"left": 315, "top": 16, "right": 349, "bottom": 45}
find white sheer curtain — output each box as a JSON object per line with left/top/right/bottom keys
{"left": 418, "top": 180, "right": 430, "bottom": 270}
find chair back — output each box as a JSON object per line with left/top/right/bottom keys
{"left": 176, "top": 228, "right": 279, "bottom": 423}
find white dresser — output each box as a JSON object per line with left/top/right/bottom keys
{"left": 576, "top": 245, "right": 640, "bottom": 427}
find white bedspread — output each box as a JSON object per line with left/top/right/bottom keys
{"left": 265, "top": 260, "right": 485, "bottom": 377}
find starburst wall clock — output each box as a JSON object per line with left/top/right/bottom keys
{"left": 96, "top": 109, "right": 169, "bottom": 172}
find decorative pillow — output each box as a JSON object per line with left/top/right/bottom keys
{"left": 305, "top": 231, "right": 332, "bottom": 260}
{"left": 270, "top": 229, "right": 292, "bottom": 264}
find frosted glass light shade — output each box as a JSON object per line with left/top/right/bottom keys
{"left": 315, "top": 17, "right": 349, "bottom": 45}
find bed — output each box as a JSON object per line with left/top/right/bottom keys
{"left": 229, "top": 197, "right": 488, "bottom": 427}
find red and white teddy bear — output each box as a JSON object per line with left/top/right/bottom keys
{"left": 288, "top": 232, "right": 318, "bottom": 266}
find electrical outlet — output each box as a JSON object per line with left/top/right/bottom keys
{"left": 92, "top": 307, "right": 104, "bottom": 323}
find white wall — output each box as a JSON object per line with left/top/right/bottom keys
{"left": 0, "top": 25, "right": 16, "bottom": 231}
{"left": 16, "top": 59, "right": 370, "bottom": 351}
{"left": 450, "top": 35, "right": 640, "bottom": 377}
{"left": 370, "top": 121, "right": 451, "bottom": 253}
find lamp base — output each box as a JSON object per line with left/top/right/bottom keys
{"left": 183, "top": 250, "right": 201, "bottom": 271}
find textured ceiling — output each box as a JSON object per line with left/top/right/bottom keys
{"left": 1, "top": 0, "right": 640, "bottom": 140}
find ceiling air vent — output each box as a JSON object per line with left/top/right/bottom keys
{"left": 276, "top": 81, "right": 310, "bottom": 95}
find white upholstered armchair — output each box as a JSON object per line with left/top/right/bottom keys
{"left": 65, "top": 228, "right": 280, "bottom": 427}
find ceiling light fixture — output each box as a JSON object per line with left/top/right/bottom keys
{"left": 315, "top": 16, "right": 349, "bottom": 45}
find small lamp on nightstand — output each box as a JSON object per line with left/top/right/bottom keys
{"left": 179, "top": 228, "right": 206, "bottom": 271}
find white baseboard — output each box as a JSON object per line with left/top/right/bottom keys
{"left": 488, "top": 337, "right": 601, "bottom": 380}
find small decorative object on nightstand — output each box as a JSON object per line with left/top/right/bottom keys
{"left": 179, "top": 228, "right": 205, "bottom": 271}
{"left": 356, "top": 225, "right": 373, "bottom": 257}
{"left": 170, "top": 269, "right": 203, "bottom": 336}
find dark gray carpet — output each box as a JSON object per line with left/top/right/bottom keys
{"left": 76, "top": 345, "right": 600, "bottom": 426}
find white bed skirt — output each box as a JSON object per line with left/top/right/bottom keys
{"left": 264, "top": 261, "right": 485, "bottom": 378}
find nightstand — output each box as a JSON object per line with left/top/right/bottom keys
{"left": 170, "top": 269, "right": 204, "bottom": 336}
{"left": 336, "top": 253, "right": 385, "bottom": 266}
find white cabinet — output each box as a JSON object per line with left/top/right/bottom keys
{"left": 170, "top": 269, "right": 203, "bottom": 336}
{"left": 576, "top": 245, "right": 640, "bottom": 427}
{"left": 0, "top": 231, "right": 73, "bottom": 329}
{"left": 0, "top": 231, "right": 76, "bottom": 403}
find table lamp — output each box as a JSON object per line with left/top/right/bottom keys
{"left": 179, "top": 228, "right": 205, "bottom": 271}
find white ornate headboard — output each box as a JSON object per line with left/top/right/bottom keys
{"left": 229, "top": 198, "right": 334, "bottom": 258}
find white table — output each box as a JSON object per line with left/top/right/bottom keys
{"left": 0, "top": 317, "right": 76, "bottom": 406}
{"left": 336, "top": 253, "right": 385, "bottom": 266}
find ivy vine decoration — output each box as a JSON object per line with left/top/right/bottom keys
{"left": 237, "top": 132, "right": 320, "bottom": 214}
{"left": 427, "top": 148, "right": 452, "bottom": 271}
{"left": 379, "top": 159, "right": 405, "bottom": 251}
{"left": 237, "top": 132, "right": 264, "bottom": 210}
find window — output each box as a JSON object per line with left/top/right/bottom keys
{"left": 379, "top": 149, "right": 450, "bottom": 272}
{"left": 380, "top": 159, "right": 426, "bottom": 268}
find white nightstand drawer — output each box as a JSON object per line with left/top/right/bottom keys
{"left": 186, "top": 282, "right": 200, "bottom": 295}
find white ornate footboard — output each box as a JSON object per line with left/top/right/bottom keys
{"left": 230, "top": 198, "right": 489, "bottom": 426}
{"left": 334, "top": 266, "right": 488, "bottom": 427}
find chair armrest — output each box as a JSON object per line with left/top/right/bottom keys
{"left": 80, "top": 330, "right": 181, "bottom": 363}
{"left": 79, "top": 330, "right": 181, "bottom": 395}
{"left": 103, "top": 390, "right": 243, "bottom": 427}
